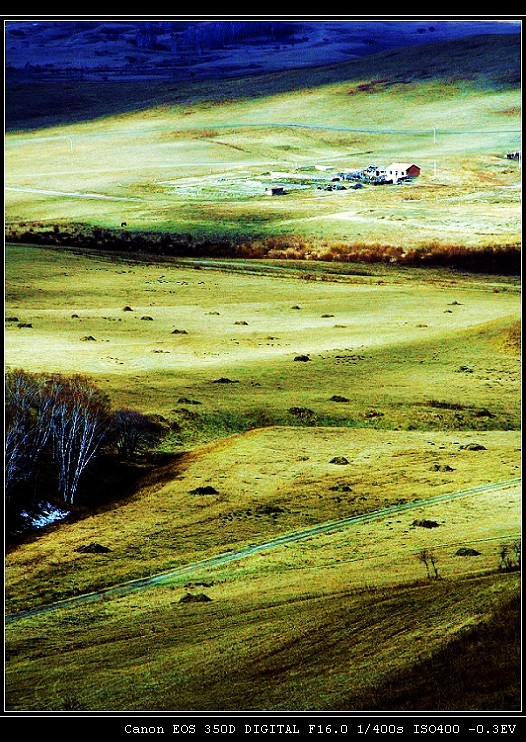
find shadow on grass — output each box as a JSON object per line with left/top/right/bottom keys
{"left": 337, "top": 590, "right": 521, "bottom": 711}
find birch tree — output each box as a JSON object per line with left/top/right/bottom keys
{"left": 48, "top": 375, "right": 110, "bottom": 505}
{"left": 5, "top": 369, "right": 53, "bottom": 503}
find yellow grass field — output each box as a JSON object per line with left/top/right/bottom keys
{"left": 4, "top": 244, "right": 521, "bottom": 711}
{"left": 4, "top": 244, "right": 520, "bottom": 427}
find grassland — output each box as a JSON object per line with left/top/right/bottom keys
{"left": 5, "top": 35, "right": 521, "bottom": 251}
{"left": 4, "top": 32, "right": 522, "bottom": 713}
{"left": 4, "top": 244, "right": 520, "bottom": 432}
{"left": 4, "top": 244, "right": 521, "bottom": 711}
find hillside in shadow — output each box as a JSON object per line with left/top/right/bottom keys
{"left": 5, "top": 27, "right": 520, "bottom": 131}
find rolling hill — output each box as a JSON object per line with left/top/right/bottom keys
{"left": 5, "top": 32, "right": 521, "bottom": 257}
{"left": 4, "top": 21, "right": 522, "bottom": 714}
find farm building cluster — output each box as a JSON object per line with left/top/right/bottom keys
{"left": 265, "top": 161, "right": 421, "bottom": 195}
{"left": 162, "top": 160, "right": 422, "bottom": 200}
{"left": 335, "top": 162, "right": 421, "bottom": 185}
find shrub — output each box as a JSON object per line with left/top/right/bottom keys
{"left": 499, "top": 540, "right": 521, "bottom": 572}
{"left": 110, "top": 408, "right": 166, "bottom": 460}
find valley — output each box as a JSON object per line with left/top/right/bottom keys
{"left": 4, "top": 21, "right": 521, "bottom": 713}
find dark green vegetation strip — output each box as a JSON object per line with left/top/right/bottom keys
{"left": 5, "top": 229, "right": 522, "bottom": 275}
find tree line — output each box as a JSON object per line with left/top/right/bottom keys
{"left": 5, "top": 369, "right": 167, "bottom": 539}
{"left": 6, "top": 224, "right": 521, "bottom": 275}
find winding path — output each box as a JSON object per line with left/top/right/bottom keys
{"left": 5, "top": 477, "right": 520, "bottom": 624}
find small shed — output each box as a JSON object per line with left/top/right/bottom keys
{"left": 386, "top": 162, "right": 421, "bottom": 183}
{"left": 266, "top": 186, "right": 285, "bottom": 196}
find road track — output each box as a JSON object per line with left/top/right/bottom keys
{"left": 5, "top": 477, "right": 520, "bottom": 624}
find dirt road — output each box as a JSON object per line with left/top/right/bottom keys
{"left": 5, "top": 477, "right": 520, "bottom": 624}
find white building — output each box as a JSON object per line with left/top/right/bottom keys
{"left": 386, "top": 163, "right": 421, "bottom": 183}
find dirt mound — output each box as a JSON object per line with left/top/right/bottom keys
{"left": 75, "top": 542, "right": 111, "bottom": 553}
{"left": 179, "top": 592, "right": 212, "bottom": 603}
{"left": 255, "top": 504, "right": 285, "bottom": 516}
{"left": 189, "top": 486, "right": 219, "bottom": 495}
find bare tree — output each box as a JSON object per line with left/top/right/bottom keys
{"left": 499, "top": 540, "right": 521, "bottom": 571}
{"left": 512, "top": 539, "right": 521, "bottom": 569}
{"left": 5, "top": 369, "right": 53, "bottom": 502}
{"left": 417, "top": 549, "right": 440, "bottom": 580}
{"left": 47, "top": 375, "right": 111, "bottom": 505}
